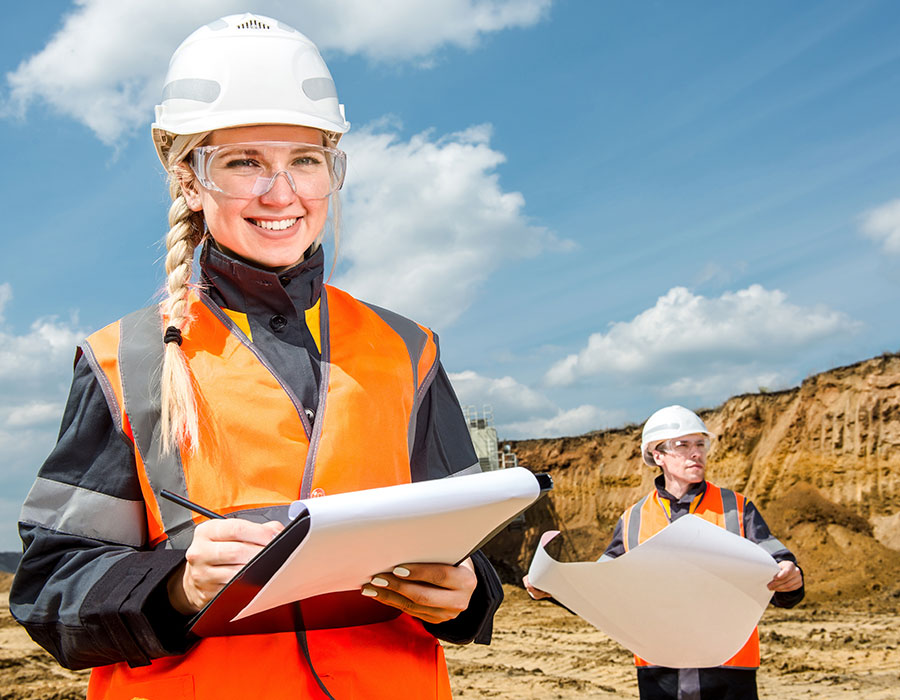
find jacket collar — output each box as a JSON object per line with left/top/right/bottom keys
{"left": 199, "top": 242, "right": 324, "bottom": 316}
{"left": 654, "top": 473, "right": 707, "bottom": 507}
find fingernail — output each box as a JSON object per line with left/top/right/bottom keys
{"left": 371, "top": 577, "right": 389, "bottom": 587}
{"left": 393, "top": 566, "right": 410, "bottom": 577}
{"left": 362, "top": 587, "right": 377, "bottom": 597}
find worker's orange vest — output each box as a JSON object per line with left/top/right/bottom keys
{"left": 82, "top": 286, "right": 452, "bottom": 700}
{"left": 621, "top": 481, "right": 760, "bottom": 669}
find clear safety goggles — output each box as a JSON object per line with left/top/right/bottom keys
{"left": 657, "top": 436, "right": 711, "bottom": 455}
{"left": 189, "top": 141, "right": 347, "bottom": 200}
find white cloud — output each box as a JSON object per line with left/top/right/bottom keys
{"left": 661, "top": 370, "right": 787, "bottom": 400}
{"left": 336, "top": 124, "right": 562, "bottom": 328}
{"left": 450, "top": 370, "right": 548, "bottom": 418}
{"left": 860, "top": 198, "right": 900, "bottom": 254}
{"left": 0, "top": 283, "right": 10, "bottom": 323}
{"left": 502, "top": 404, "right": 616, "bottom": 439}
{"left": 6, "top": 402, "right": 66, "bottom": 429}
{"left": 545, "top": 284, "right": 861, "bottom": 388}
{"left": 0, "top": 284, "right": 87, "bottom": 470}
{"left": 448, "top": 369, "right": 621, "bottom": 439}
{"left": 0, "top": 318, "right": 85, "bottom": 382}
{"left": 3, "top": 0, "right": 552, "bottom": 145}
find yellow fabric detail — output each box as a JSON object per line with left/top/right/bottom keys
{"left": 659, "top": 495, "right": 671, "bottom": 519}
{"left": 689, "top": 492, "right": 703, "bottom": 514}
{"left": 305, "top": 299, "right": 321, "bottom": 353}
{"left": 221, "top": 301, "right": 319, "bottom": 350}
{"left": 656, "top": 489, "right": 704, "bottom": 521}
{"left": 222, "top": 309, "right": 252, "bottom": 341}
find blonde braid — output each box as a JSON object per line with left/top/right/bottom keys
{"left": 159, "top": 132, "right": 208, "bottom": 453}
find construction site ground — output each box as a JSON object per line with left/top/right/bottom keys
{"left": 3, "top": 575, "right": 899, "bottom": 699}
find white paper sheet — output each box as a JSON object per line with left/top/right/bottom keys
{"left": 234, "top": 467, "right": 541, "bottom": 621}
{"left": 527, "top": 515, "right": 780, "bottom": 668}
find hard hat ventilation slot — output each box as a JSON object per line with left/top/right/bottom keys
{"left": 236, "top": 19, "right": 272, "bottom": 30}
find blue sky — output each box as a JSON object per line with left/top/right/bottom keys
{"left": 1, "top": 0, "right": 899, "bottom": 550}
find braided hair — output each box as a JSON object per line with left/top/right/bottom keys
{"left": 158, "top": 132, "right": 208, "bottom": 453}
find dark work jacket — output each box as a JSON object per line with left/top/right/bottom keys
{"left": 10, "top": 243, "right": 502, "bottom": 671}
{"left": 605, "top": 475, "right": 804, "bottom": 700}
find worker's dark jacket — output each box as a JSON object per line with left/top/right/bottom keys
{"left": 11, "top": 244, "right": 502, "bottom": 699}
{"left": 604, "top": 475, "right": 803, "bottom": 700}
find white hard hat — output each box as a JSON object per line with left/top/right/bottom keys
{"left": 152, "top": 13, "right": 350, "bottom": 165}
{"left": 640, "top": 405, "right": 711, "bottom": 466}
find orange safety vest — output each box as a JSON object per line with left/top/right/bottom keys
{"left": 621, "top": 481, "right": 760, "bottom": 670}
{"left": 81, "top": 286, "right": 452, "bottom": 700}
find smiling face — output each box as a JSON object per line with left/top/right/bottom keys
{"left": 180, "top": 124, "right": 331, "bottom": 269}
{"left": 651, "top": 432, "right": 709, "bottom": 498}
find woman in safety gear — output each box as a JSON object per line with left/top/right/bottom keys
{"left": 524, "top": 405, "right": 803, "bottom": 700}
{"left": 10, "top": 14, "right": 502, "bottom": 700}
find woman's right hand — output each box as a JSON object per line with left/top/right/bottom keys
{"left": 521, "top": 574, "right": 552, "bottom": 601}
{"left": 167, "top": 518, "right": 284, "bottom": 615}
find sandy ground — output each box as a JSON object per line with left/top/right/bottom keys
{"left": 3, "top": 577, "right": 898, "bottom": 699}
{"left": 444, "top": 586, "right": 900, "bottom": 699}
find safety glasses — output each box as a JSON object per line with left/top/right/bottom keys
{"left": 190, "top": 141, "right": 347, "bottom": 200}
{"left": 658, "top": 437, "right": 710, "bottom": 455}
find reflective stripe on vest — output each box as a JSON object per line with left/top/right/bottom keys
{"left": 622, "top": 481, "right": 759, "bottom": 669}
{"left": 82, "top": 285, "right": 450, "bottom": 700}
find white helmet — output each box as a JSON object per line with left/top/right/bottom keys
{"left": 640, "top": 405, "right": 712, "bottom": 466}
{"left": 152, "top": 13, "right": 350, "bottom": 165}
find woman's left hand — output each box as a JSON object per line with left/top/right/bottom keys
{"left": 361, "top": 558, "right": 477, "bottom": 624}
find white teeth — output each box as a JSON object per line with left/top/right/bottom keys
{"left": 252, "top": 218, "right": 298, "bottom": 231}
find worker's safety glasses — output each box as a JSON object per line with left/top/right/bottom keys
{"left": 190, "top": 141, "right": 347, "bottom": 200}
{"left": 658, "top": 437, "right": 710, "bottom": 455}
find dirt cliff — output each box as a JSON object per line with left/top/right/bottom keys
{"left": 485, "top": 353, "right": 900, "bottom": 611}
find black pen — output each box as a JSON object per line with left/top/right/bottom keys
{"left": 160, "top": 489, "right": 226, "bottom": 520}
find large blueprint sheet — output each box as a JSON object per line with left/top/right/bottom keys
{"left": 233, "top": 467, "right": 543, "bottom": 621}
{"left": 527, "top": 515, "right": 779, "bottom": 668}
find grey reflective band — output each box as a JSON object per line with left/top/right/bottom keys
{"left": 720, "top": 488, "right": 741, "bottom": 536}
{"left": 410, "top": 331, "right": 440, "bottom": 455}
{"left": 362, "top": 301, "right": 428, "bottom": 390}
{"left": 448, "top": 462, "right": 482, "bottom": 477}
{"left": 20, "top": 477, "right": 146, "bottom": 547}
{"left": 757, "top": 537, "right": 787, "bottom": 556}
{"left": 301, "top": 290, "right": 331, "bottom": 499}
{"left": 642, "top": 422, "right": 680, "bottom": 439}
{"left": 161, "top": 78, "right": 221, "bottom": 103}
{"left": 677, "top": 668, "right": 701, "bottom": 700}
{"left": 228, "top": 504, "right": 292, "bottom": 525}
{"left": 118, "top": 305, "right": 194, "bottom": 548}
{"left": 362, "top": 300, "right": 438, "bottom": 457}
{"left": 302, "top": 77, "right": 337, "bottom": 101}
{"left": 626, "top": 494, "right": 649, "bottom": 551}
{"left": 80, "top": 341, "right": 123, "bottom": 436}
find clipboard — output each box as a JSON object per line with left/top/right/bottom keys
{"left": 189, "top": 467, "right": 552, "bottom": 637}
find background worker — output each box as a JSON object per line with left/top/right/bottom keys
{"left": 11, "top": 14, "right": 501, "bottom": 700}
{"left": 525, "top": 404, "right": 803, "bottom": 700}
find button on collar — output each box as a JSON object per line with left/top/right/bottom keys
{"left": 269, "top": 314, "right": 288, "bottom": 332}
